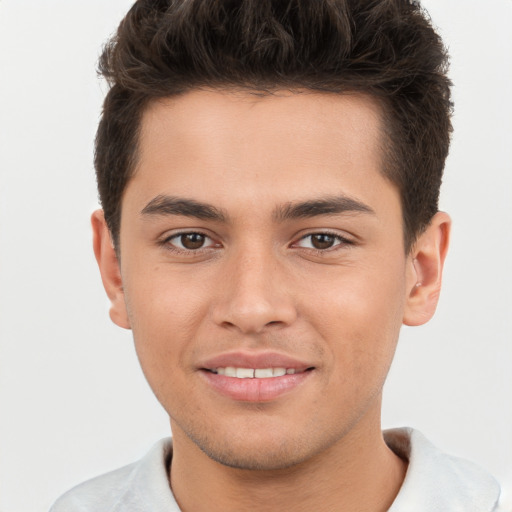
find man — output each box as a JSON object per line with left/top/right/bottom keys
{"left": 50, "top": 0, "right": 502, "bottom": 510}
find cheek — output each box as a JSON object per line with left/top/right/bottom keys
{"left": 123, "top": 269, "right": 210, "bottom": 385}
{"left": 126, "top": 262, "right": 209, "bottom": 329}
{"left": 306, "top": 261, "right": 406, "bottom": 380}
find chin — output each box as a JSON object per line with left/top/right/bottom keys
{"left": 198, "top": 439, "right": 313, "bottom": 471}
{"left": 180, "top": 417, "right": 338, "bottom": 472}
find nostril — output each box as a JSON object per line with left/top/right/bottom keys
{"left": 212, "top": 292, "right": 297, "bottom": 334}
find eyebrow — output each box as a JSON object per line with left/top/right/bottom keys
{"left": 273, "top": 195, "right": 375, "bottom": 222}
{"left": 141, "top": 195, "right": 228, "bottom": 222}
{"left": 140, "top": 194, "right": 375, "bottom": 223}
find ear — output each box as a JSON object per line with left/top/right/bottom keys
{"left": 403, "top": 211, "right": 451, "bottom": 326}
{"left": 91, "top": 210, "right": 131, "bottom": 329}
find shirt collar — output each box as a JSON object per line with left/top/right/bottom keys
{"left": 385, "top": 427, "right": 500, "bottom": 512}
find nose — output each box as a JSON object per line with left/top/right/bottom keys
{"left": 212, "top": 247, "right": 298, "bottom": 334}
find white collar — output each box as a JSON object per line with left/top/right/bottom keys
{"left": 385, "top": 427, "right": 500, "bottom": 511}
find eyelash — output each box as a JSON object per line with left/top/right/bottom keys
{"left": 159, "top": 231, "right": 217, "bottom": 254}
{"left": 159, "top": 230, "right": 355, "bottom": 255}
{"left": 294, "top": 232, "right": 354, "bottom": 254}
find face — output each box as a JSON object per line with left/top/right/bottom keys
{"left": 106, "top": 90, "right": 424, "bottom": 470}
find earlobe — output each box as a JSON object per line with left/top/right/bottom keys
{"left": 91, "top": 210, "right": 131, "bottom": 330}
{"left": 403, "top": 212, "right": 451, "bottom": 326}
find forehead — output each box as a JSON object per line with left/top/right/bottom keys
{"left": 128, "top": 89, "right": 395, "bottom": 217}
{"left": 139, "top": 88, "right": 384, "bottom": 163}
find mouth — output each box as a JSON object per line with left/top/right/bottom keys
{"left": 205, "top": 367, "right": 313, "bottom": 378}
{"left": 198, "top": 354, "right": 315, "bottom": 402}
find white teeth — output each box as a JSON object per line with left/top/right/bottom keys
{"left": 236, "top": 368, "right": 255, "bottom": 379}
{"left": 254, "top": 368, "right": 274, "bottom": 378}
{"left": 224, "top": 367, "right": 237, "bottom": 377}
{"left": 214, "top": 367, "right": 299, "bottom": 379}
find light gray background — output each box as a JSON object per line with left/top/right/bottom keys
{"left": 0, "top": 1, "right": 511, "bottom": 510}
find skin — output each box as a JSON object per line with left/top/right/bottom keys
{"left": 93, "top": 89, "right": 450, "bottom": 511}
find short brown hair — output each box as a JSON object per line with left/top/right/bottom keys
{"left": 96, "top": 0, "right": 452, "bottom": 250}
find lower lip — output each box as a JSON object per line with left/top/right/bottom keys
{"left": 200, "top": 370, "right": 313, "bottom": 402}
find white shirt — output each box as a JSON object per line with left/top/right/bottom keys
{"left": 50, "top": 428, "right": 502, "bottom": 511}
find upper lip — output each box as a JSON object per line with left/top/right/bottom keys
{"left": 199, "top": 351, "right": 314, "bottom": 372}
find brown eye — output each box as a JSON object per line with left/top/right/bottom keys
{"left": 167, "top": 232, "right": 216, "bottom": 251}
{"left": 180, "top": 233, "right": 206, "bottom": 250}
{"left": 295, "top": 233, "right": 351, "bottom": 251}
{"left": 310, "top": 234, "right": 336, "bottom": 249}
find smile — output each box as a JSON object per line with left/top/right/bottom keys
{"left": 201, "top": 366, "right": 314, "bottom": 402}
{"left": 211, "top": 367, "right": 299, "bottom": 378}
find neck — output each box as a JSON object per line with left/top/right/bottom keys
{"left": 169, "top": 409, "right": 407, "bottom": 512}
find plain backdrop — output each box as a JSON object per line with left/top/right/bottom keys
{"left": 0, "top": 1, "right": 511, "bottom": 511}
